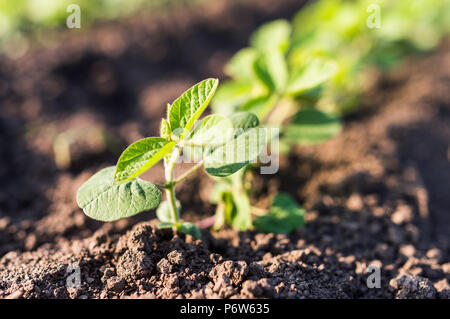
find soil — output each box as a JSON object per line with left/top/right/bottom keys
{"left": 0, "top": 0, "right": 449, "bottom": 299}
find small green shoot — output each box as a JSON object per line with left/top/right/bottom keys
{"left": 77, "top": 79, "right": 266, "bottom": 239}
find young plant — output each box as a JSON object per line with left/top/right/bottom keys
{"left": 213, "top": 19, "right": 342, "bottom": 145}
{"left": 290, "top": 0, "right": 450, "bottom": 113}
{"left": 207, "top": 0, "right": 450, "bottom": 233}
{"left": 209, "top": 19, "right": 343, "bottom": 234}
{"left": 76, "top": 78, "right": 266, "bottom": 238}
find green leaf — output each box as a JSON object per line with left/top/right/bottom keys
{"left": 230, "top": 188, "right": 252, "bottom": 231}
{"left": 180, "top": 222, "right": 202, "bottom": 239}
{"left": 229, "top": 112, "right": 259, "bottom": 133}
{"left": 285, "top": 58, "right": 337, "bottom": 95}
{"left": 160, "top": 118, "right": 171, "bottom": 139}
{"left": 211, "top": 80, "right": 254, "bottom": 117}
{"left": 188, "top": 114, "right": 234, "bottom": 147}
{"left": 250, "top": 19, "right": 291, "bottom": 53}
{"left": 204, "top": 127, "right": 266, "bottom": 177}
{"left": 253, "top": 193, "right": 305, "bottom": 234}
{"left": 156, "top": 200, "right": 180, "bottom": 222}
{"left": 185, "top": 113, "right": 262, "bottom": 168}
{"left": 76, "top": 166, "right": 162, "bottom": 222}
{"left": 225, "top": 48, "right": 259, "bottom": 81}
{"left": 284, "top": 109, "right": 342, "bottom": 145}
{"left": 168, "top": 78, "right": 219, "bottom": 137}
{"left": 253, "top": 53, "right": 276, "bottom": 92}
{"left": 114, "top": 137, "right": 176, "bottom": 183}
{"left": 241, "top": 94, "right": 278, "bottom": 120}
{"left": 157, "top": 221, "right": 175, "bottom": 229}
{"left": 264, "top": 50, "right": 289, "bottom": 93}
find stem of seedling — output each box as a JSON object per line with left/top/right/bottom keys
{"left": 174, "top": 160, "right": 204, "bottom": 184}
{"left": 164, "top": 148, "right": 181, "bottom": 225}
{"left": 264, "top": 97, "right": 297, "bottom": 126}
{"left": 163, "top": 148, "right": 205, "bottom": 229}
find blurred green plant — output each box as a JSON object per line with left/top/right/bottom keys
{"left": 0, "top": 0, "right": 200, "bottom": 57}
{"left": 211, "top": 19, "right": 341, "bottom": 233}
{"left": 210, "top": 0, "right": 450, "bottom": 233}
{"left": 290, "top": 0, "right": 450, "bottom": 113}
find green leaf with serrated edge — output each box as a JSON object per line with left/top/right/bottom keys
{"left": 156, "top": 200, "right": 181, "bottom": 222}
{"left": 187, "top": 114, "right": 234, "bottom": 147}
{"left": 204, "top": 127, "right": 266, "bottom": 177}
{"left": 168, "top": 78, "right": 219, "bottom": 138}
{"left": 114, "top": 137, "right": 176, "bottom": 183}
{"left": 284, "top": 109, "right": 341, "bottom": 145}
{"left": 285, "top": 59, "right": 337, "bottom": 96}
{"left": 157, "top": 222, "right": 175, "bottom": 229}
{"left": 211, "top": 80, "right": 254, "bottom": 117}
{"left": 180, "top": 222, "right": 202, "bottom": 239}
{"left": 76, "top": 166, "right": 161, "bottom": 222}
{"left": 230, "top": 188, "right": 252, "bottom": 231}
{"left": 160, "top": 118, "right": 171, "bottom": 139}
{"left": 229, "top": 112, "right": 259, "bottom": 133}
{"left": 241, "top": 94, "right": 278, "bottom": 120}
{"left": 250, "top": 19, "right": 291, "bottom": 53}
{"left": 225, "top": 48, "right": 259, "bottom": 81}
{"left": 253, "top": 193, "right": 305, "bottom": 234}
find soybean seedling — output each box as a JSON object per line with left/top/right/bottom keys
{"left": 209, "top": 19, "right": 343, "bottom": 234}
{"left": 213, "top": 19, "right": 342, "bottom": 145}
{"left": 76, "top": 79, "right": 266, "bottom": 238}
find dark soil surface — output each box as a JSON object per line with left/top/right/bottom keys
{"left": 0, "top": 0, "right": 449, "bottom": 299}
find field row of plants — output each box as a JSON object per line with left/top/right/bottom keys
{"left": 77, "top": 0, "right": 450, "bottom": 238}
{"left": 0, "top": 0, "right": 202, "bottom": 56}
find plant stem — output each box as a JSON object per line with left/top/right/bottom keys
{"left": 264, "top": 97, "right": 297, "bottom": 126}
{"left": 174, "top": 160, "right": 204, "bottom": 184}
{"left": 164, "top": 147, "right": 181, "bottom": 224}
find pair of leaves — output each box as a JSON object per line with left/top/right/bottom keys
{"left": 114, "top": 78, "right": 219, "bottom": 184}
{"left": 77, "top": 79, "right": 219, "bottom": 223}
{"left": 211, "top": 180, "right": 305, "bottom": 233}
{"left": 212, "top": 20, "right": 291, "bottom": 117}
{"left": 212, "top": 19, "right": 337, "bottom": 124}
{"left": 253, "top": 193, "right": 305, "bottom": 234}
{"left": 113, "top": 81, "right": 264, "bottom": 183}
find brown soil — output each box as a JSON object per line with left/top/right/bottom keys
{"left": 0, "top": 0, "right": 449, "bottom": 299}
